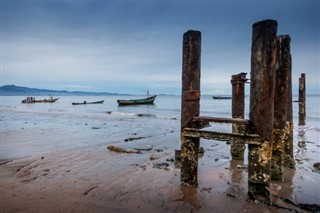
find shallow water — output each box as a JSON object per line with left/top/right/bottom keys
{"left": 1, "top": 95, "right": 319, "bottom": 159}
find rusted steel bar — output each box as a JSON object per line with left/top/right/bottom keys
{"left": 182, "top": 128, "right": 262, "bottom": 145}
{"left": 248, "top": 19, "right": 277, "bottom": 201}
{"left": 192, "top": 116, "right": 249, "bottom": 125}
{"left": 230, "top": 72, "right": 248, "bottom": 160}
{"left": 271, "top": 35, "right": 290, "bottom": 181}
{"left": 284, "top": 41, "right": 294, "bottom": 168}
{"left": 180, "top": 30, "right": 201, "bottom": 186}
{"left": 298, "top": 73, "right": 306, "bottom": 125}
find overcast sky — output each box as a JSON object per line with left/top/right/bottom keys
{"left": 1, "top": 0, "right": 319, "bottom": 94}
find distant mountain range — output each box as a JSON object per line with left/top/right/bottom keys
{"left": 0, "top": 85, "right": 125, "bottom": 96}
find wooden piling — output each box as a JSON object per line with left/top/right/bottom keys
{"left": 248, "top": 19, "right": 277, "bottom": 201}
{"left": 283, "top": 36, "right": 295, "bottom": 168}
{"left": 299, "top": 73, "right": 306, "bottom": 125}
{"left": 271, "top": 35, "right": 290, "bottom": 180}
{"left": 230, "top": 73, "right": 248, "bottom": 160}
{"left": 180, "top": 30, "right": 201, "bottom": 186}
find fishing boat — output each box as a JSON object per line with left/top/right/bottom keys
{"left": 72, "top": 100, "right": 104, "bottom": 105}
{"left": 117, "top": 95, "right": 157, "bottom": 106}
{"left": 212, "top": 96, "right": 232, "bottom": 100}
{"left": 21, "top": 97, "right": 59, "bottom": 103}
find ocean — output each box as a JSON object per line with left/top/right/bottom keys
{"left": 1, "top": 94, "right": 319, "bottom": 160}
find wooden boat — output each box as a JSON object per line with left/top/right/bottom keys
{"left": 117, "top": 95, "right": 157, "bottom": 106}
{"left": 212, "top": 96, "right": 232, "bottom": 100}
{"left": 72, "top": 100, "right": 104, "bottom": 105}
{"left": 22, "top": 97, "right": 59, "bottom": 103}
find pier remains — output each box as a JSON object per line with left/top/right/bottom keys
{"left": 299, "top": 73, "right": 306, "bottom": 126}
{"left": 179, "top": 19, "right": 295, "bottom": 202}
{"left": 230, "top": 72, "right": 248, "bottom": 160}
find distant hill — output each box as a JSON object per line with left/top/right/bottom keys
{"left": 0, "top": 85, "right": 124, "bottom": 96}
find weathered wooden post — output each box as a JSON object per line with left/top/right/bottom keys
{"left": 271, "top": 35, "right": 290, "bottom": 180}
{"left": 283, "top": 36, "right": 295, "bottom": 169}
{"left": 248, "top": 19, "right": 277, "bottom": 201}
{"left": 230, "top": 72, "right": 248, "bottom": 160}
{"left": 299, "top": 73, "right": 306, "bottom": 125}
{"left": 181, "top": 30, "right": 201, "bottom": 186}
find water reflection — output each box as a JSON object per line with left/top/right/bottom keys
{"left": 181, "top": 186, "right": 201, "bottom": 210}
{"left": 281, "top": 167, "right": 294, "bottom": 199}
{"left": 229, "top": 160, "right": 246, "bottom": 185}
{"left": 297, "top": 126, "right": 307, "bottom": 151}
{"left": 227, "top": 160, "right": 246, "bottom": 197}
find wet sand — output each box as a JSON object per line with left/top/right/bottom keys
{"left": 1, "top": 142, "right": 320, "bottom": 212}
{"left": 1, "top": 110, "right": 320, "bottom": 212}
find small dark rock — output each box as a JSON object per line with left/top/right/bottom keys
{"left": 226, "top": 193, "right": 236, "bottom": 198}
{"left": 124, "top": 136, "right": 146, "bottom": 142}
{"left": 153, "top": 162, "right": 169, "bottom": 170}
{"left": 166, "top": 157, "right": 175, "bottom": 162}
{"left": 198, "top": 146, "right": 205, "bottom": 153}
{"left": 150, "top": 154, "right": 160, "bottom": 160}
{"left": 313, "top": 162, "right": 320, "bottom": 170}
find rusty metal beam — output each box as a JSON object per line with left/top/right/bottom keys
{"left": 182, "top": 128, "right": 262, "bottom": 145}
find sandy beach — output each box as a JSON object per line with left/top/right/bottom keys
{"left": 1, "top": 96, "right": 320, "bottom": 213}
{"left": 1, "top": 134, "right": 319, "bottom": 212}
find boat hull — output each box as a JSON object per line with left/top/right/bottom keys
{"left": 22, "top": 98, "right": 59, "bottom": 103}
{"left": 212, "top": 96, "right": 232, "bottom": 100}
{"left": 117, "top": 95, "right": 156, "bottom": 106}
{"left": 72, "top": 100, "right": 104, "bottom": 105}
